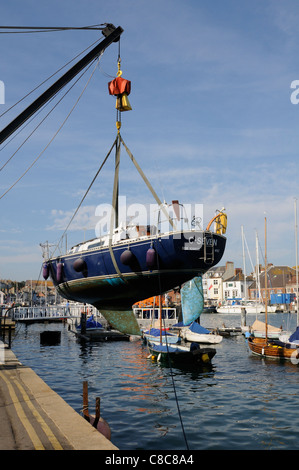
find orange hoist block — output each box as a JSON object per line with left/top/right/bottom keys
{"left": 108, "top": 76, "right": 132, "bottom": 112}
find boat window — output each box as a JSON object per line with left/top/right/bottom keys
{"left": 87, "top": 240, "right": 104, "bottom": 249}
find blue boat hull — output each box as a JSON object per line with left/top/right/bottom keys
{"left": 47, "top": 230, "right": 226, "bottom": 311}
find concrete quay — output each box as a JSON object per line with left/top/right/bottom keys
{"left": 0, "top": 345, "right": 118, "bottom": 450}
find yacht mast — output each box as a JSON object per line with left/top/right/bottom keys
{"left": 241, "top": 225, "right": 247, "bottom": 300}
{"left": 264, "top": 217, "right": 268, "bottom": 341}
{"left": 295, "top": 198, "right": 299, "bottom": 324}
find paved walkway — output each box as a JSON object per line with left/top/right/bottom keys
{"left": 0, "top": 345, "right": 118, "bottom": 450}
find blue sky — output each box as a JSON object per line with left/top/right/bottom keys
{"left": 0, "top": 0, "right": 299, "bottom": 281}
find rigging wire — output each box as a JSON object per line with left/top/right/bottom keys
{"left": 0, "top": 51, "right": 104, "bottom": 171}
{"left": 0, "top": 24, "right": 108, "bottom": 34}
{"left": 0, "top": 93, "right": 64, "bottom": 171}
{"left": 0, "top": 26, "right": 191, "bottom": 445}
{"left": 0, "top": 57, "right": 101, "bottom": 200}
{"left": 51, "top": 136, "right": 118, "bottom": 258}
{"left": 0, "top": 37, "right": 105, "bottom": 119}
{"left": 156, "top": 257, "right": 190, "bottom": 450}
{"left": 0, "top": 92, "right": 60, "bottom": 154}
{"left": 58, "top": 108, "right": 189, "bottom": 447}
{"left": 150, "top": 202, "right": 189, "bottom": 450}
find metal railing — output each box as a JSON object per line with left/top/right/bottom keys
{"left": 12, "top": 304, "right": 98, "bottom": 321}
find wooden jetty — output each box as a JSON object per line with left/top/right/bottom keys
{"left": 0, "top": 318, "right": 16, "bottom": 329}
{"left": 70, "top": 326, "right": 130, "bottom": 342}
{"left": 216, "top": 326, "right": 243, "bottom": 337}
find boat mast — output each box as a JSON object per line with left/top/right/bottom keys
{"left": 255, "top": 231, "right": 261, "bottom": 316}
{"left": 159, "top": 295, "right": 162, "bottom": 345}
{"left": 264, "top": 217, "right": 268, "bottom": 341}
{"left": 0, "top": 24, "right": 124, "bottom": 144}
{"left": 241, "top": 225, "right": 247, "bottom": 300}
{"left": 295, "top": 198, "right": 299, "bottom": 324}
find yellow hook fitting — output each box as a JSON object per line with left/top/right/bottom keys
{"left": 117, "top": 59, "right": 122, "bottom": 77}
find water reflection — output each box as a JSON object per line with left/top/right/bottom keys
{"left": 10, "top": 315, "right": 299, "bottom": 450}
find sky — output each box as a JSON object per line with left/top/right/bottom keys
{"left": 0, "top": 0, "right": 299, "bottom": 281}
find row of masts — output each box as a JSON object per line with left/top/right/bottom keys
{"left": 241, "top": 199, "right": 299, "bottom": 332}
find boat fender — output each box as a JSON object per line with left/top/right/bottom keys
{"left": 42, "top": 263, "right": 49, "bottom": 280}
{"left": 120, "top": 249, "right": 134, "bottom": 265}
{"left": 146, "top": 248, "right": 156, "bottom": 268}
{"left": 202, "top": 353, "right": 210, "bottom": 363}
{"left": 56, "top": 263, "right": 63, "bottom": 283}
{"left": 73, "top": 257, "right": 87, "bottom": 273}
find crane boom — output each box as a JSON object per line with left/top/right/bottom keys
{"left": 0, "top": 24, "right": 123, "bottom": 144}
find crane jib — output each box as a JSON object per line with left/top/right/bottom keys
{"left": 0, "top": 25, "right": 124, "bottom": 144}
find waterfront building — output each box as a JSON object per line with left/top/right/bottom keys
{"left": 248, "top": 265, "right": 296, "bottom": 302}
{"left": 222, "top": 269, "right": 254, "bottom": 301}
{"left": 202, "top": 261, "right": 236, "bottom": 305}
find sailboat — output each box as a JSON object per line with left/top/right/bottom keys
{"left": 248, "top": 217, "right": 299, "bottom": 362}
{"left": 1, "top": 25, "right": 227, "bottom": 337}
{"left": 147, "top": 278, "right": 217, "bottom": 364}
{"left": 143, "top": 297, "right": 181, "bottom": 345}
{"left": 144, "top": 295, "right": 180, "bottom": 346}
{"left": 180, "top": 321, "right": 223, "bottom": 344}
{"left": 148, "top": 341, "right": 217, "bottom": 364}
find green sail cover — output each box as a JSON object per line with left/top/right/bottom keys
{"left": 181, "top": 276, "right": 204, "bottom": 325}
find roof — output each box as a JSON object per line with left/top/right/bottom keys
{"left": 250, "top": 265, "right": 296, "bottom": 289}
{"left": 225, "top": 273, "right": 254, "bottom": 285}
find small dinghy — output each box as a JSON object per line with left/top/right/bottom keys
{"left": 181, "top": 321, "right": 223, "bottom": 344}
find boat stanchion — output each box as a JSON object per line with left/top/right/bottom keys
{"left": 241, "top": 307, "right": 246, "bottom": 329}
{"left": 80, "top": 307, "right": 87, "bottom": 335}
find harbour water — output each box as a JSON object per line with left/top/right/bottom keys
{"left": 9, "top": 312, "right": 299, "bottom": 450}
